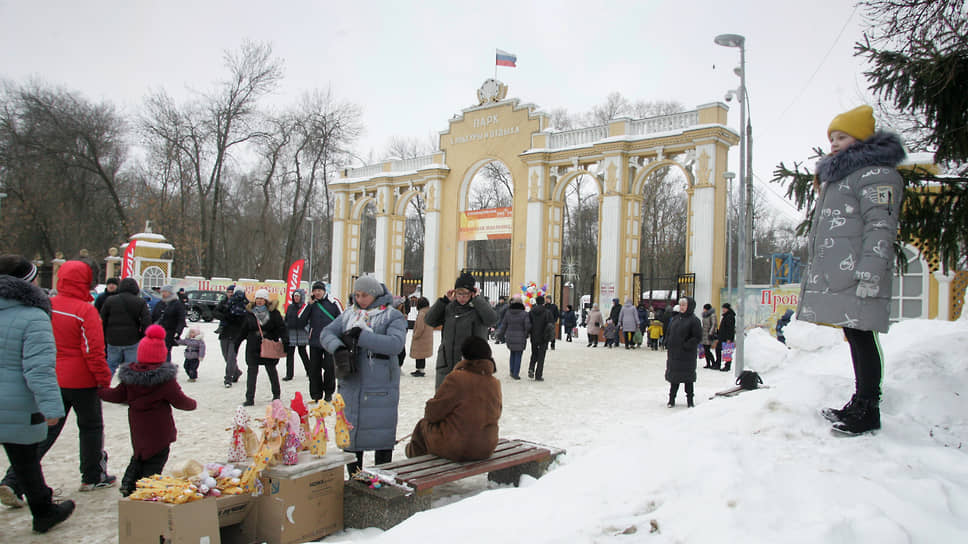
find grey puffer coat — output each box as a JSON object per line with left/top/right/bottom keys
{"left": 0, "top": 276, "right": 64, "bottom": 444}
{"left": 700, "top": 308, "right": 718, "bottom": 346}
{"left": 425, "top": 294, "right": 497, "bottom": 389}
{"left": 618, "top": 300, "right": 639, "bottom": 332}
{"left": 496, "top": 302, "right": 530, "bottom": 351}
{"left": 797, "top": 131, "right": 905, "bottom": 333}
{"left": 321, "top": 285, "right": 406, "bottom": 451}
{"left": 665, "top": 298, "right": 702, "bottom": 384}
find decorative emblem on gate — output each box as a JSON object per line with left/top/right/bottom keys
{"left": 477, "top": 79, "right": 508, "bottom": 105}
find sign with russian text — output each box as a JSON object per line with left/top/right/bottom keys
{"left": 459, "top": 207, "right": 513, "bottom": 241}
{"left": 121, "top": 241, "right": 137, "bottom": 279}
{"left": 284, "top": 259, "right": 305, "bottom": 311}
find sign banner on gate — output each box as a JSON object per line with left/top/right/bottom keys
{"left": 459, "top": 207, "right": 513, "bottom": 241}
{"left": 284, "top": 259, "right": 305, "bottom": 312}
{"left": 121, "top": 240, "right": 137, "bottom": 279}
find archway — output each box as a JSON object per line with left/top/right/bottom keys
{"left": 552, "top": 169, "right": 603, "bottom": 311}
{"left": 460, "top": 159, "right": 513, "bottom": 300}
{"left": 633, "top": 160, "right": 691, "bottom": 306}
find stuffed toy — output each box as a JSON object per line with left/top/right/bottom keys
{"left": 227, "top": 406, "right": 259, "bottom": 463}
{"left": 290, "top": 392, "right": 312, "bottom": 451}
{"left": 129, "top": 475, "right": 203, "bottom": 503}
{"left": 240, "top": 400, "right": 289, "bottom": 491}
{"left": 307, "top": 399, "right": 333, "bottom": 457}
{"left": 331, "top": 393, "right": 353, "bottom": 449}
{"left": 282, "top": 411, "right": 305, "bottom": 465}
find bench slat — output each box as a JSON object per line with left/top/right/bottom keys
{"left": 381, "top": 440, "right": 521, "bottom": 477}
{"left": 405, "top": 449, "right": 551, "bottom": 490}
{"left": 397, "top": 444, "right": 544, "bottom": 482}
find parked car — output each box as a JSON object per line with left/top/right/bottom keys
{"left": 141, "top": 289, "right": 163, "bottom": 311}
{"left": 185, "top": 290, "right": 225, "bottom": 322}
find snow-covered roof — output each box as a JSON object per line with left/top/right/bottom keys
{"left": 120, "top": 240, "right": 175, "bottom": 251}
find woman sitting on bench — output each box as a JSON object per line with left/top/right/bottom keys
{"left": 406, "top": 336, "right": 502, "bottom": 461}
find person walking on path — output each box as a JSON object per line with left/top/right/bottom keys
{"left": 297, "top": 281, "right": 342, "bottom": 401}
{"left": 98, "top": 324, "right": 197, "bottom": 496}
{"left": 424, "top": 272, "right": 497, "bottom": 390}
{"left": 213, "top": 287, "right": 247, "bottom": 388}
{"left": 718, "top": 303, "right": 736, "bottom": 372}
{"left": 561, "top": 304, "right": 578, "bottom": 342}
{"left": 527, "top": 295, "right": 554, "bottom": 381}
{"left": 665, "top": 297, "right": 702, "bottom": 408}
{"left": 151, "top": 285, "right": 185, "bottom": 362}
{"left": 405, "top": 336, "right": 502, "bottom": 461}
{"left": 282, "top": 289, "right": 310, "bottom": 381}
{"left": 93, "top": 277, "right": 119, "bottom": 313}
{"left": 545, "top": 299, "right": 560, "bottom": 350}
{"left": 2, "top": 260, "right": 117, "bottom": 495}
{"left": 585, "top": 303, "right": 603, "bottom": 347}
{"left": 409, "top": 297, "right": 433, "bottom": 377}
{"left": 700, "top": 303, "right": 719, "bottom": 369}
{"left": 100, "top": 277, "right": 151, "bottom": 375}
{"left": 618, "top": 297, "right": 640, "bottom": 349}
{"left": 320, "top": 276, "right": 406, "bottom": 478}
{"left": 175, "top": 326, "right": 206, "bottom": 382}
{"left": 0, "top": 255, "right": 75, "bottom": 533}
{"left": 798, "top": 105, "right": 905, "bottom": 436}
{"left": 236, "top": 289, "right": 285, "bottom": 406}
{"left": 495, "top": 295, "right": 530, "bottom": 379}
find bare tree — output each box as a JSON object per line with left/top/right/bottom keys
{"left": 141, "top": 41, "right": 283, "bottom": 276}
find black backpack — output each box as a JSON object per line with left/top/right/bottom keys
{"left": 736, "top": 370, "right": 764, "bottom": 390}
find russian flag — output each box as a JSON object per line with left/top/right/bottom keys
{"left": 496, "top": 49, "right": 517, "bottom": 67}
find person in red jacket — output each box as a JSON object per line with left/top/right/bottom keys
{"left": 1, "top": 260, "right": 117, "bottom": 493}
{"left": 99, "top": 325, "right": 197, "bottom": 496}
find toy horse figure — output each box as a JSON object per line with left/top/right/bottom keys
{"left": 307, "top": 399, "right": 333, "bottom": 457}
{"left": 331, "top": 393, "right": 353, "bottom": 449}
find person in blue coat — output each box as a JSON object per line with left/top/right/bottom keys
{"left": 320, "top": 276, "right": 406, "bottom": 477}
{"left": 0, "top": 255, "right": 75, "bottom": 533}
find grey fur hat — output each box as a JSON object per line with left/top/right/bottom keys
{"left": 353, "top": 276, "right": 383, "bottom": 297}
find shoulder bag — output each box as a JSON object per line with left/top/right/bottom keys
{"left": 257, "top": 318, "right": 285, "bottom": 359}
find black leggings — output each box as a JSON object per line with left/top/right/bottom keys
{"left": 843, "top": 327, "right": 883, "bottom": 400}
{"left": 346, "top": 449, "right": 392, "bottom": 478}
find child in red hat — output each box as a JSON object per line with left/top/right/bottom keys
{"left": 98, "top": 325, "right": 197, "bottom": 496}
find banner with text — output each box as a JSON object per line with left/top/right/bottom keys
{"left": 459, "top": 207, "right": 513, "bottom": 241}
{"left": 284, "top": 259, "right": 305, "bottom": 312}
{"left": 121, "top": 241, "right": 137, "bottom": 279}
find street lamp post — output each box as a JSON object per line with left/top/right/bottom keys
{"left": 722, "top": 171, "right": 735, "bottom": 300}
{"left": 715, "top": 32, "right": 747, "bottom": 377}
{"left": 306, "top": 216, "right": 315, "bottom": 283}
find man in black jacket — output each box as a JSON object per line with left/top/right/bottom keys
{"left": 93, "top": 277, "right": 119, "bottom": 313}
{"left": 298, "top": 282, "right": 342, "bottom": 401}
{"left": 151, "top": 285, "right": 185, "bottom": 362}
{"left": 99, "top": 278, "right": 151, "bottom": 375}
{"left": 718, "top": 303, "right": 736, "bottom": 372}
{"left": 213, "top": 286, "right": 247, "bottom": 387}
{"left": 528, "top": 296, "right": 553, "bottom": 381}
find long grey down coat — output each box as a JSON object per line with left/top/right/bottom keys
{"left": 321, "top": 285, "right": 406, "bottom": 452}
{"left": 796, "top": 131, "right": 905, "bottom": 333}
{"left": 665, "top": 298, "right": 702, "bottom": 384}
{"left": 0, "top": 276, "right": 64, "bottom": 444}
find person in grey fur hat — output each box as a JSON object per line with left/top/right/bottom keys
{"left": 424, "top": 271, "right": 497, "bottom": 389}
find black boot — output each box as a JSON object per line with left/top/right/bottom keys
{"left": 721, "top": 362, "right": 731, "bottom": 372}
{"left": 31, "top": 500, "right": 75, "bottom": 533}
{"left": 832, "top": 397, "right": 881, "bottom": 435}
{"left": 687, "top": 395, "right": 695, "bottom": 408}
{"left": 667, "top": 383, "right": 677, "bottom": 408}
{"left": 820, "top": 394, "right": 858, "bottom": 423}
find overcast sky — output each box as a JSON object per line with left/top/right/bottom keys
{"left": 0, "top": 0, "right": 874, "bottom": 222}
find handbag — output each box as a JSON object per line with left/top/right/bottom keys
{"left": 257, "top": 319, "right": 285, "bottom": 359}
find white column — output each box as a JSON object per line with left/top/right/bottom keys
{"left": 330, "top": 219, "right": 346, "bottom": 300}
{"left": 933, "top": 271, "right": 954, "bottom": 321}
{"left": 423, "top": 210, "right": 441, "bottom": 301}
{"left": 598, "top": 194, "right": 623, "bottom": 304}
{"left": 374, "top": 214, "right": 389, "bottom": 283}
{"left": 524, "top": 201, "right": 545, "bottom": 283}
{"left": 690, "top": 185, "right": 715, "bottom": 306}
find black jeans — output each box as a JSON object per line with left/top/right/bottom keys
{"left": 843, "top": 327, "right": 883, "bottom": 400}
{"left": 245, "top": 362, "right": 281, "bottom": 403}
{"left": 346, "top": 449, "right": 392, "bottom": 478}
{"left": 669, "top": 382, "right": 695, "bottom": 401}
{"left": 183, "top": 357, "right": 199, "bottom": 379}
{"left": 121, "top": 446, "right": 170, "bottom": 495}
{"left": 3, "top": 388, "right": 108, "bottom": 488}
{"left": 284, "top": 344, "right": 310, "bottom": 379}
{"left": 528, "top": 343, "right": 548, "bottom": 379}
{"left": 308, "top": 346, "right": 336, "bottom": 401}
{"left": 2, "top": 442, "right": 53, "bottom": 515}
{"left": 414, "top": 358, "right": 426, "bottom": 370}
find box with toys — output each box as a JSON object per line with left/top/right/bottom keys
{"left": 118, "top": 392, "right": 354, "bottom": 544}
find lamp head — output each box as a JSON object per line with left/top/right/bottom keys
{"left": 723, "top": 171, "right": 736, "bottom": 181}
{"left": 714, "top": 33, "right": 746, "bottom": 48}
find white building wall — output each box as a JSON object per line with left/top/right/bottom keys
{"left": 422, "top": 210, "right": 441, "bottom": 300}
{"left": 598, "top": 194, "right": 622, "bottom": 303}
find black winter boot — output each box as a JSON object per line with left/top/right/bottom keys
{"left": 820, "top": 394, "right": 858, "bottom": 423}
{"left": 832, "top": 397, "right": 880, "bottom": 435}
{"left": 721, "top": 362, "right": 731, "bottom": 372}
{"left": 687, "top": 395, "right": 695, "bottom": 408}
{"left": 667, "top": 383, "right": 678, "bottom": 408}
{"left": 31, "top": 500, "right": 75, "bottom": 533}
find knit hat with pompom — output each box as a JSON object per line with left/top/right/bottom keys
{"left": 137, "top": 324, "right": 169, "bottom": 365}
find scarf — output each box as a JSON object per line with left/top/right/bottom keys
{"left": 343, "top": 302, "right": 389, "bottom": 333}
{"left": 252, "top": 304, "right": 270, "bottom": 325}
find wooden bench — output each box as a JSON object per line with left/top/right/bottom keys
{"left": 343, "top": 438, "right": 564, "bottom": 530}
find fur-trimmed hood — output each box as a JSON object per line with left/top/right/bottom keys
{"left": 0, "top": 275, "right": 51, "bottom": 314}
{"left": 117, "top": 361, "right": 178, "bottom": 386}
{"left": 816, "top": 131, "right": 906, "bottom": 184}
{"left": 247, "top": 298, "right": 280, "bottom": 312}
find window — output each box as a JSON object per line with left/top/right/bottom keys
{"left": 890, "top": 246, "right": 926, "bottom": 322}
{"left": 142, "top": 266, "right": 165, "bottom": 290}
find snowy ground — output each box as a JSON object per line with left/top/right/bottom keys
{"left": 2, "top": 317, "right": 967, "bottom": 543}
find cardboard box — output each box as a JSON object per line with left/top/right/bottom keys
{"left": 257, "top": 450, "right": 354, "bottom": 544}
{"left": 118, "top": 494, "right": 257, "bottom": 544}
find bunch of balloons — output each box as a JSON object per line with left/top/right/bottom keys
{"left": 520, "top": 282, "right": 548, "bottom": 309}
